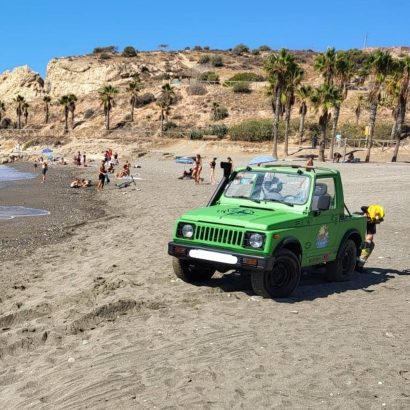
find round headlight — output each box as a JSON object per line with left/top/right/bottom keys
{"left": 181, "top": 224, "right": 194, "bottom": 238}
{"left": 249, "top": 233, "right": 264, "bottom": 248}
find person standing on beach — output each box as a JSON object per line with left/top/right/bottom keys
{"left": 192, "top": 154, "right": 202, "bottom": 184}
{"left": 209, "top": 157, "right": 217, "bottom": 185}
{"left": 97, "top": 160, "right": 106, "bottom": 191}
{"left": 41, "top": 159, "right": 48, "bottom": 183}
{"left": 222, "top": 157, "right": 233, "bottom": 179}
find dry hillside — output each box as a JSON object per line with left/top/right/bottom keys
{"left": 0, "top": 47, "right": 410, "bottom": 143}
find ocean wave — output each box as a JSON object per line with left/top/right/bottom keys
{"left": 0, "top": 206, "right": 49, "bottom": 220}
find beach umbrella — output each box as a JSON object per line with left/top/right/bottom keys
{"left": 41, "top": 147, "right": 53, "bottom": 154}
{"left": 175, "top": 156, "right": 195, "bottom": 164}
{"left": 248, "top": 155, "right": 277, "bottom": 166}
{"left": 41, "top": 147, "right": 54, "bottom": 160}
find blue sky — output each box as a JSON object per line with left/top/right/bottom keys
{"left": 1, "top": 0, "right": 409, "bottom": 76}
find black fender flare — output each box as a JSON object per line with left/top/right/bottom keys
{"left": 338, "top": 229, "right": 362, "bottom": 256}
{"left": 274, "top": 236, "right": 303, "bottom": 261}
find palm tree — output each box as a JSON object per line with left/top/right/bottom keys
{"left": 264, "top": 49, "right": 296, "bottom": 158}
{"left": 382, "top": 74, "right": 400, "bottom": 139}
{"left": 314, "top": 48, "right": 337, "bottom": 85}
{"left": 23, "top": 102, "right": 29, "bottom": 126}
{"left": 295, "top": 85, "right": 312, "bottom": 146}
{"left": 58, "top": 95, "right": 70, "bottom": 132}
{"left": 390, "top": 56, "right": 410, "bottom": 162}
{"left": 99, "top": 85, "right": 119, "bottom": 130}
{"left": 43, "top": 95, "right": 51, "bottom": 124}
{"left": 126, "top": 76, "right": 141, "bottom": 122}
{"left": 310, "top": 84, "right": 342, "bottom": 161}
{"left": 14, "top": 95, "right": 25, "bottom": 129}
{"left": 156, "top": 83, "right": 175, "bottom": 134}
{"left": 282, "top": 64, "right": 304, "bottom": 155}
{"left": 364, "top": 50, "right": 394, "bottom": 162}
{"left": 354, "top": 95, "right": 364, "bottom": 125}
{"left": 0, "top": 100, "right": 5, "bottom": 123}
{"left": 68, "top": 94, "right": 77, "bottom": 128}
{"left": 329, "top": 52, "right": 356, "bottom": 159}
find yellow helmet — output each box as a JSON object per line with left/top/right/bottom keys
{"left": 367, "top": 204, "right": 385, "bottom": 223}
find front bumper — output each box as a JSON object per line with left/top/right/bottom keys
{"left": 168, "top": 241, "right": 274, "bottom": 271}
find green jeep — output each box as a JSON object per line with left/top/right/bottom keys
{"left": 168, "top": 165, "right": 367, "bottom": 298}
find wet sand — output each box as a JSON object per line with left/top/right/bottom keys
{"left": 0, "top": 162, "right": 105, "bottom": 261}
{"left": 0, "top": 154, "right": 409, "bottom": 409}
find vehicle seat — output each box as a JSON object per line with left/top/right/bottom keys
{"left": 312, "top": 183, "right": 331, "bottom": 211}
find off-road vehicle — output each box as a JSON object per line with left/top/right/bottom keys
{"left": 168, "top": 165, "right": 367, "bottom": 298}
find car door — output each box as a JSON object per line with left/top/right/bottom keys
{"left": 304, "top": 177, "right": 340, "bottom": 265}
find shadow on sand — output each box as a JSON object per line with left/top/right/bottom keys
{"left": 195, "top": 267, "right": 410, "bottom": 303}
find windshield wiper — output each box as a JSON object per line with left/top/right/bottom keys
{"left": 235, "top": 196, "right": 260, "bottom": 203}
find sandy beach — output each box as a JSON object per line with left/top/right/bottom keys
{"left": 0, "top": 153, "right": 409, "bottom": 409}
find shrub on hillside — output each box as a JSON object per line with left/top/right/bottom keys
{"left": 210, "top": 55, "right": 223, "bottom": 67}
{"left": 134, "top": 93, "right": 156, "bottom": 107}
{"left": 232, "top": 82, "right": 251, "bottom": 93}
{"left": 190, "top": 129, "right": 204, "bottom": 140}
{"left": 192, "top": 45, "right": 203, "bottom": 51}
{"left": 232, "top": 43, "right": 250, "bottom": 55}
{"left": 252, "top": 49, "right": 260, "bottom": 55}
{"left": 199, "top": 71, "right": 220, "bottom": 83}
{"left": 93, "top": 46, "right": 117, "bottom": 54}
{"left": 198, "top": 55, "right": 210, "bottom": 64}
{"left": 83, "top": 109, "right": 95, "bottom": 119}
{"left": 187, "top": 83, "right": 208, "bottom": 95}
{"left": 258, "top": 45, "right": 272, "bottom": 52}
{"left": 229, "top": 119, "right": 276, "bottom": 142}
{"left": 227, "top": 72, "right": 265, "bottom": 83}
{"left": 211, "top": 103, "right": 228, "bottom": 121}
{"left": 208, "top": 124, "right": 228, "bottom": 137}
{"left": 99, "top": 53, "right": 111, "bottom": 60}
{"left": 122, "top": 46, "right": 138, "bottom": 57}
{"left": 339, "top": 121, "right": 394, "bottom": 141}
{"left": 0, "top": 117, "right": 12, "bottom": 129}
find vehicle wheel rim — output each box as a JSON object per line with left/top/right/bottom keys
{"left": 267, "top": 260, "right": 292, "bottom": 290}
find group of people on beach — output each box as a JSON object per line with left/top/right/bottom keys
{"left": 97, "top": 149, "right": 131, "bottom": 191}
{"left": 74, "top": 151, "right": 87, "bottom": 167}
{"left": 179, "top": 155, "right": 233, "bottom": 185}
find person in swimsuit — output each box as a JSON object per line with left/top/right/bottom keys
{"left": 97, "top": 160, "right": 106, "bottom": 191}
{"left": 209, "top": 157, "right": 217, "bottom": 185}
{"left": 193, "top": 154, "right": 202, "bottom": 184}
{"left": 41, "top": 159, "right": 48, "bottom": 183}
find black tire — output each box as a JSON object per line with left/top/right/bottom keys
{"left": 172, "top": 257, "right": 215, "bottom": 283}
{"left": 251, "top": 249, "right": 301, "bottom": 298}
{"left": 325, "top": 239, "right": 357, "bottom": 282}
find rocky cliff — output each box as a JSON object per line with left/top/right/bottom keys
{"left": 0, "top": 65, "right": 44, "bottom": 102}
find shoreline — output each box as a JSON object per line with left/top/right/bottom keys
{"left": 0, "top": 161, "right": 106, "bottom": 262}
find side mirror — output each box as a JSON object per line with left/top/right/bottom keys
{"left": 317, "top": 195, "right": 330, "bottom": 211}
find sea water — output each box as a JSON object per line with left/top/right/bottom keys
{"left": 0, "top": 164, "right": 49, "bottom": 220}
{"left": 0, "top": 164, "right": 36, "bottom": 184}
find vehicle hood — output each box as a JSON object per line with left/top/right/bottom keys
{"left": 180, "top": 204, "right": 303, "bottom": 230}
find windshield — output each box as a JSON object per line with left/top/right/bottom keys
{"left": 224, "top": 170, "right": 311, "bottom": 205}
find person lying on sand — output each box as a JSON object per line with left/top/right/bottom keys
{"left": 178, "top": 168, "right": 193, "bottom": 180}
{"left": 70, "top": 178, "right": 91, "bottom": 188}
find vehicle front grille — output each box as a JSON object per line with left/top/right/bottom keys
{"left": 194, "top": 224, "right": 244, "bottom": 247}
